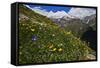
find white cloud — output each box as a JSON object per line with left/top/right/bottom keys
{"left": 33, "top": 6, "right": 41, "bottom": 9}
{"left": 68, "top": 8, "right": 96, "bottom": 19}
{"left": 25, "top": 5, "right": 48, "bottom": 16}
{"left": 25, "top": 5, "right": 96, "bottom": 19}
{"left": 25, "top": 5, "right": 70, "bottom": 19}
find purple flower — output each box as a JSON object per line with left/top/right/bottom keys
{"left": 32, "top": 35, "right": 37, "bottom": 41}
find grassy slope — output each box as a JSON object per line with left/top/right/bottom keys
{"left": 18, "top": 4, "right": 95, "bottom": 64}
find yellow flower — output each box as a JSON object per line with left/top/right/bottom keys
{"left": 49, "top": 45, "right": 53, "bottom": 49}
{"left": 58, "top": 48, "right": 63, "bottom": 52}
{"left": 67, "top": 31, "right": 71, "bottom": 35}
{"left": 53, "top": 48, "right": 57, "bottom": 51}
{"left": 22, "top": 24, "right": 25, "bottom": 26}
{"left": 31, "top": 29, "right": 35, "bottom": 32}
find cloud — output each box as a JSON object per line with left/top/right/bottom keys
{"left": 25, "top": 5, "right": 48, "bottom": 16}
{"left": 68, "top": 8, "right": 96, "bottom": 19}
{"left": 25, "top": 5, "right": 96, "bottom": 19}
{"left": 33, "top": 6, "right": 41, "bottom": 9}
{"left": 25, "top": 5, "right": 69, "bottom": 19}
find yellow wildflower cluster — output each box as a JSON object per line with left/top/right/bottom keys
{"left": 47, "top": 43, "right": 63, "bottom": 52}
{"left": 53, "top": 48, "right": 57, "bottom": 51}
{"left": 65, "top": 31, "right": 72, "bottom": 35}
{"left": 67, "top": 31, "right": 71, "bottom": 35}
{"left": 31, "top": 28, "right": 35, "bottom": 32}
{"left": 52, "top": 48, "right": 63, "bottom": 52}
{"left": 48, "top": 44, "right": 53, "bottom": 49}
{"left": 58, "top": 48, "right": 63, "bottom": 52}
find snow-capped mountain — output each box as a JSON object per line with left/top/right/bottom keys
{"left": 48, "top": 8, "right": 96, "bottom": 22}
{"left": 47, "top": 11, "right": 73, "bottom": 19}
{"left": 46, "top": 8, "right": 96, "bottom": 24}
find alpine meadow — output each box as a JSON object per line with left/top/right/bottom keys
{"left": 18, "top": 4, "right": 97, "bottom": 64}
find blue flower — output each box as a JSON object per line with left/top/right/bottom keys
{"left": 32, "top": 35, "right": 37, "bottom": 41}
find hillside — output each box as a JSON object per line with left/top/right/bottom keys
{"left": 50, "top": 13, "right": 97, "bottom": 51}
{"left": 50, "top": 14, "right": 96, "bottom": 38}
{"left": 18, "top": 4, "right": 95, "bottom": 64}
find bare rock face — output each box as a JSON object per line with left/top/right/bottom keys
{"left": 86, "top": 54, "right": 96, "bottom": 60}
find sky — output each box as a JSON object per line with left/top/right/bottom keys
{"left": 25, "top": 4, "right": 96, "bottom": 19}
{"left": 26, "top": 4, "right": 71, "bottom": 13}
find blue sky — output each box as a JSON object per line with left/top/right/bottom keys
{"left": 25, "top": 4, "right": 96, "bottom": 19}
{"left": 27, "top": 4, "right": 71, "bottom": 13}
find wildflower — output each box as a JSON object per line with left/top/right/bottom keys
{"left": 32, "top": 35, "right": 37, "bottom": 41}
{"left": 53, "top": 48, "right": 57, "bottom": 51}
{"left": 49, "top": 44, "right": 53, "bottom": 49}
{"left": 73, "top": 45, "right": 75, "bottom": 46}
{"left": 58, "top": 43, "right": 63, "bottom": 47}
{"left": 67, "top": 31, "right": 71, "bottom": 35}
{"left": 40, "top": 23, "right": 43, "bottom": 26}
{"left": 66, "top": 31, "right": 71, "bottom": 35}
{"left": 52, "top": 34, "right": 55, "bottom": 37}
{"left": 22, "top": 24, "right": 25, "bottom": 26}
{"left": 58, "top": 48, "right": 63, "bottom": 52}
{"left": 31, "top": 28, "right": 35, "bottom": 32}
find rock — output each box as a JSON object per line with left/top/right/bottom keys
{"left": 86, "top": 54, "right": 96, "bottom": 60}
